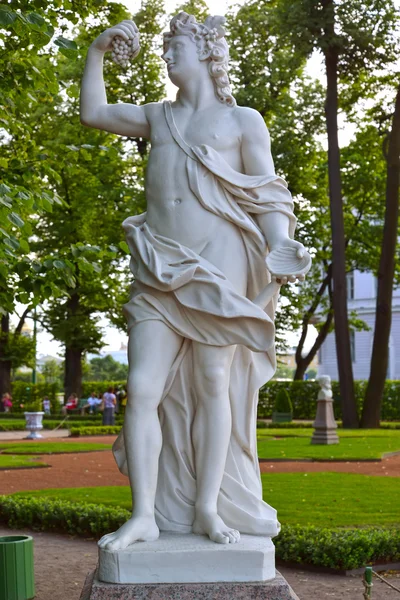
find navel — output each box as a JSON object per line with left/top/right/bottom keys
{"left": 173, "top": 198, "right": 182, "bottom": 205}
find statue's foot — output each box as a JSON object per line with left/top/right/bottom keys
{"left": 193, "top": 509, "right": 240, "bottom": 544}
{"left": 98, "top": 516, "right": 159, "bottom": 551}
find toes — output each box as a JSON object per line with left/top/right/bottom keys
{"left": 106, "top": 539, "right": 124, "bottom": 551}
{"left": 98, "top": 533, "right": 115, "bottom": 548}
{"left": 232, "top": 529, "right": 240, "bottom": 543}
{"left": 227, "top": 531, "right": 236, "bottom": 544}
{"left": 213, "top": 532, "right": 229, "bottom": 544}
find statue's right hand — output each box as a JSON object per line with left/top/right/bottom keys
{"left": 90, "top": 20, "right": 139, "bottom": 54}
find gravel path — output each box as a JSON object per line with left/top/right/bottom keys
{"left": 1, "top": 527, "right": 399, "bottom": 600}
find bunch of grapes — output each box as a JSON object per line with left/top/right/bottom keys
{"left": 111, "top": 34, "right": 140, "bottom": 67}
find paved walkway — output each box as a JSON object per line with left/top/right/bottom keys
{"left": 0, "top": 429, "right": 70, "bottom": 441}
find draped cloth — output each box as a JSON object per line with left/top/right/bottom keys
{"left": 113, "top": 101, "right": 296, "bottom": 537}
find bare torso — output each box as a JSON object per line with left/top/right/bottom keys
{"left": 144, "top": 101, "right": 248, "bottom": 291}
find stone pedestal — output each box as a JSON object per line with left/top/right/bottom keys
{"left": 99, "top": 533, "right": 275, "bottom": 584}
{"left": 80, "top": 533, "right": 300, "bottom": 598}
{"left": 311, "top": 375, "right": 339, "bottom": 445}
{"left": 80, "top": 569, "right": 300, "bottom": 599}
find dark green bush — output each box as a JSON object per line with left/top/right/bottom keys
{"left": 273, "top": 389, "right": 293, "bottom": 413}
{"left": 275, "top": 525, "right": 400, "bottom": 570}
{"left": 259, "top": 380, "right": 400, "bottom": 421}
{"left": 70, "top": 426, "right": 122, "bottom": 436}
{"left": 10, "top": 382, "right": 59, "bottom": 413}
{"left": 0, "top": 496, "right": 129, "bottom": 538}
{"left": 1, "top": 496, "right": 399, "bottom": 569}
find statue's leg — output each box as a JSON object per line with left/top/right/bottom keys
{"left": 98, "top": 319, "right": 183, "bottom": 551}
{"left": 192, "top": 342, "right": 240, "bottom": 545}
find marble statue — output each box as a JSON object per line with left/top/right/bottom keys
{"left": 80, "top": 12, "right": 310, "bottom": 553}
{"left": 312, "top": 375, "right": 339, "bottom": 444}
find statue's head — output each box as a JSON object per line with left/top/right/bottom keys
{"left": 318, "top": 375, "right": 331, "bottom": 388}
{"left": 162, "top": 12, "right": 236, "bottom": 107}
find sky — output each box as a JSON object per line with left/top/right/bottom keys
{"left": 33, "top": 0, "right": 325, "bottom": 359}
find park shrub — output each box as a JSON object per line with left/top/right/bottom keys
{"left": 69, "top": 426, "right": 121, "bottom": 436}
{"left": 1, "top": 496, "right": 399, "bottom": 569}
{"left": 258, "top": 380, "right": 400, "bottom": 421}
{"left": 81, "top": 381, "right": 126, "bottom": 397}
{"left": 9, "top": 382, "right": 59, "bottom": 413}
{"left": 0, "top": 496, "right": 129, "bottom": 538}
{"left": 275, "top": 525, "right": 400, "bottom": 570}
{"left": 272, "top": 389, "right": 293, "bottom": 423}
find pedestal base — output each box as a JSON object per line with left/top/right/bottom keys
{"left": 99, "top": 533, "right": 275, "bottom": 584}
{"left": 80, "top": 569, "right": 300, "bottom": 600}
{"left": 311, "top": 430, "right": 339, "bottom": 444}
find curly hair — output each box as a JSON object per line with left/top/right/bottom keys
{"left": 163, "top": 12, "right": 236, "bottom": 107}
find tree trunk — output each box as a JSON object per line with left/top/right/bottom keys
{"left": 294, "top": 309, "right": 333, "bottom": 380}
{"left": 361, "top": 83, "right": 400, "bottom": 428}
{"left": 64, "top": 346, "right": 83, "bottom": 400}
{"left": 0, "top": 314, "right": 12, "bottom": 395}
{"left": 323, "top": 0, "right": 358, "bottom": 427}
{"left": 294, "top": 264, "right": 333, "bottom": 380}
{"left": 63, "top": 293, "right": 83, "bottom": 400}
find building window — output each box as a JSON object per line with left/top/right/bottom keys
{"left": 350, "top": 330, "right": 355, "bottom": 362}
{"left": 346, "top": 272, "right": 354, "bottom": 300}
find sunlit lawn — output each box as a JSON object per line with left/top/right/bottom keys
{"left": 0, "top": 442, "right": 112, "bottom": 455}
{"left": 0, "top": 455, "right": 48, "bottom": 469}
{"left": 13, "top": 472, "right": 400, "bottom": 528}
{"left": 257, "top": 429, "right": 400, "bottom": 460}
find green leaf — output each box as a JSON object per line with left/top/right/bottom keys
{"left": 0, "top": 183, "right": 11, "bottom": 195}
{"left": 0, "top": 8, "right": 17, "bottom": 26}
{"left": 119, "top": 241, "right": 130, "bottom": 254}
{"left": 5, "top": 236, "right": 19, "bottom": 250}
{"left": 54, "top": 36, "right": 78, "bottom": 51}
{"left": 0, "top": 197, "right": 12, "bottom": 208}
{"left": 26, "top": 12, "right": 46, "bottom": 28}
{"left": 53, "top": 260, "right": 66, "bottom": 270}
{"left": 19, "top": 239, "right": 30, "bottom": 253}
{"left": 7, "top": 212, "right": 25, "bottom": 228}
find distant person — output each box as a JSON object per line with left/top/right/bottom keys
{"left": 102, "top": 387, "right": 116, "bottom": 425}
{"left": 42, "top": 396, "right": 51, "bottom": 415}
{"left": 115, "top": 386, "right": 127, "bottom": 414}
{"left": 2, "top": 392, "right": 12, "bottom": 413}
{"left": 61, "top": 392, "right": 78, "bottom": 415}
{"left": 115, "top": 385, "right": 126, "bottom": 414}
{"left": 81, "top": 391, "right": 102, "bottom": 415}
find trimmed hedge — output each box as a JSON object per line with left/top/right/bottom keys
{"left": 259, "top": 380, "right": 400, "bottom": 421}
{"left": 9, "top": 382, "right": 59, "bottom": 413}
{"left": 8, "top": 380, "right": 400, "bottom": 421}
{"left": 275, "top": 525, "right": 400, "bottom": 570}
{"left": 0, "top": 496, "right": 129, "bottom": 538}
{"left": 1, "top": 496, "right": 399, "bottom": 570}
{"left": 70, "top": 426, "right": 121, "bottom": 436}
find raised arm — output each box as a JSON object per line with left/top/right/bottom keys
{"left": 80, "top": 20, "right": 150, "bottom": 138}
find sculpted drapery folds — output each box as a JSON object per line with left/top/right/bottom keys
{"left": 80, "top": 12, "right": 308, "bottom": 551}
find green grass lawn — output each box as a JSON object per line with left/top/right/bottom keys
{"left": 0, "top": 442, "right": 112, "bottom": 455}
{"left": 258, "top": 428, "right": 400, "bottom": 438}
{"left": 13, "top": 472, "right": 400, "bottom": 528}
{"left": 0, "top": 455, "right": 48, "bottom": 469}
{"left": 257, "top": 429, "right": 400, "bottom": 460}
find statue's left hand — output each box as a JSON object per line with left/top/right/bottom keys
{"left": 267, "top": 239, "right": 309, "bottom": 285}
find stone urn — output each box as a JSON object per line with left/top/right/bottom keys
{"left": 24, "top": 412, "right": 44, "bottom": 439}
